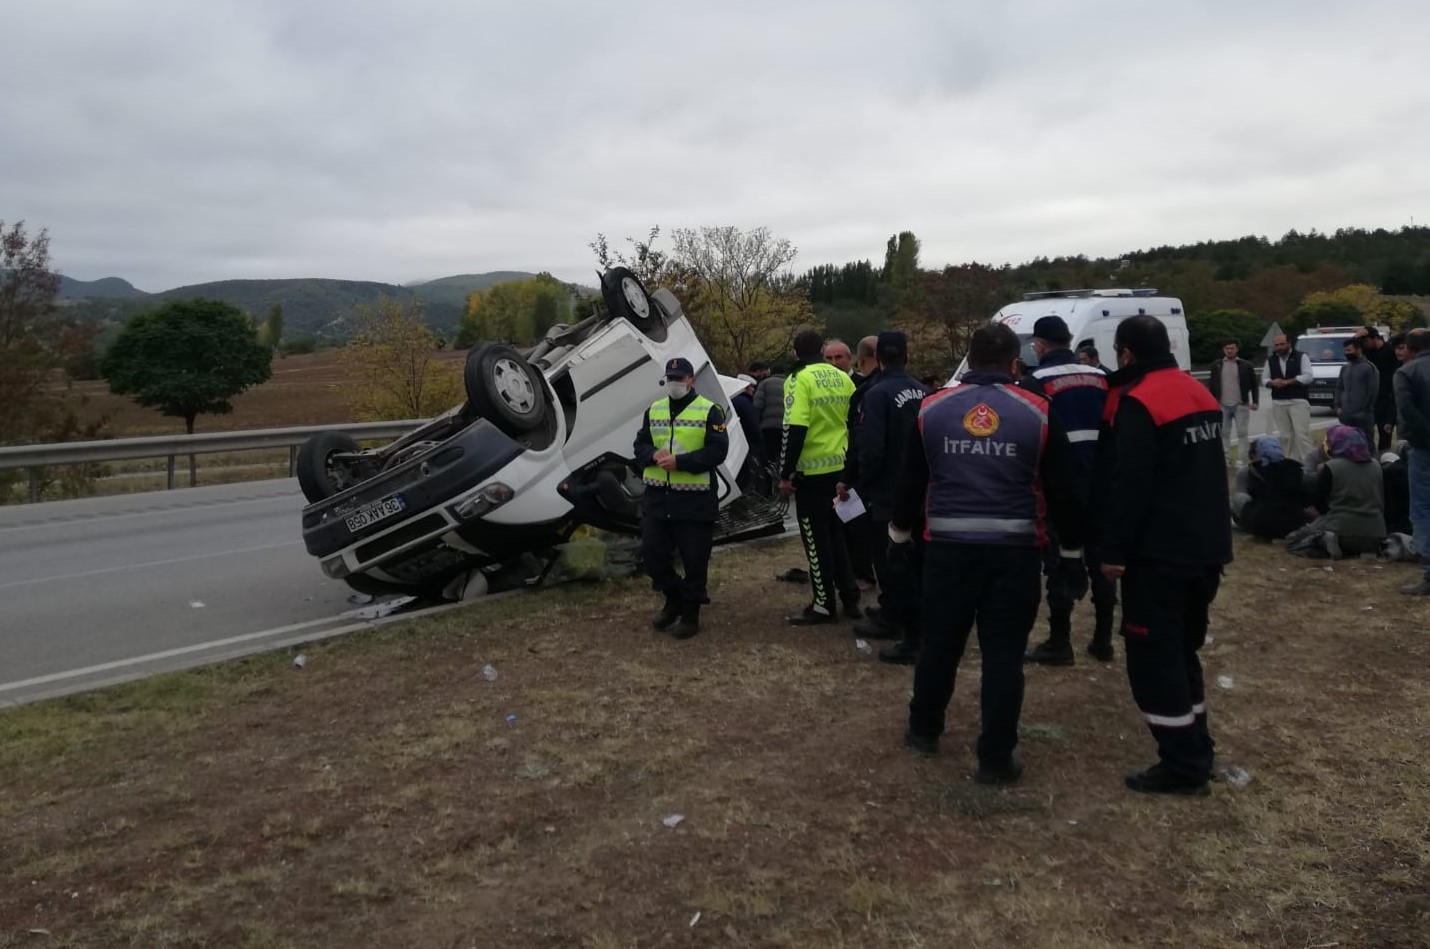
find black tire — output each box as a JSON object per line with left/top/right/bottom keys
{"left": 601, "top": 267, "right": 659, "bottom": 334}
{"left": 297, "top": 431, "right": 362, "bottom": 503}
{"left": 464, "top": 343, "right": 549, "bottom": 436}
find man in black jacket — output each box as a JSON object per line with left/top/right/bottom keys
{"left": 842, "top": 332, "right": 929, "bottom": 662}
{"left": 1206, "top": 339, "right": 1259, "bottom": 468}
{"left": 1098, "top": 317, "right": 1233, "bottom": 796}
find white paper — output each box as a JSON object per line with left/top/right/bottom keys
{"left": 833, "top": 488, "right": 866, "bottom": 523}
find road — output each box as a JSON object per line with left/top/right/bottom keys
{"left": 0, "top": 480, "right": 453, "bottom": 707}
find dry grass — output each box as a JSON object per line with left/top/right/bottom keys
{"left": 1, "top": 537, "right": 1428, "bottom": 947}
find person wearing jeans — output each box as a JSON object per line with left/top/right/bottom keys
{"left": 1207, "top": 340, "right": 1258, "bottom": 467}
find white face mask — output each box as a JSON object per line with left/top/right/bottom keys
{"left": 667, "top": 381, "right": 690, "bottom": 399}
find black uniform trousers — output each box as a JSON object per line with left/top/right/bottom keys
{"left": 1043, "top": 543, "right": 1118, "bottom": 628}
{"left": 872, "top": 518, "right": 922, "bottom": 642}
{"left": 640, "top": 507, "right": 715, "bottom": 605}
{"left": 1120, "top": 561, "right": 1221, "bottom": 781}
{"left": 909, "top": 542, "right": 1041, "bottom": 765}
{"left": 794, "top": 472, "right": 858, "bottom": 614}
{"left": 840, "top": 512, "right": 876, "bottom": 584}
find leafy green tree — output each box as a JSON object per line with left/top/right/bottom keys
{"left": 339, "top": 297, "right": 460, "bottom": 420}
{"left": 458, "top": 273, "right": 572, "bottom": 346}
{"left": 1283, "top": 299, "right": 1363, "bottom": 342}
{"left": 1187, "top": 309, "right": 1271, "bottom": 365}
{"left": 263, "top": 302, "right": 284, "bottom": 349}
{"left": 102, "top": 298, "right": 272, "bottom": 484}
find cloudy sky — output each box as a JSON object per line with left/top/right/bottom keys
{"left": 4, "top": 0, "right": 1427, "bottom": 292}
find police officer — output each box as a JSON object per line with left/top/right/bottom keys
{"left": 1022, "top": 315, "right": 1116, "bottom": 666}
{"left": 780, "top": 329, "right": 859, "bottom": 625}
{"left": 1097, "top": 316, "right": 1232, "bottom": 795}
{"left": 634, "top": 357, "right": 728, "bottom": 639}
{"left": 843, "top": 332, "right": 930, "bottom": 663}
{"left": 893, "top": 324, "right": 1084, "bottom": 784}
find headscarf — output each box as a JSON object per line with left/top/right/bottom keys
{"left": 1325, "top": 425, "right": 1372, "bottom": 463}
{"left": 1251, "top": 435, "right": 1284, "bottom": 466}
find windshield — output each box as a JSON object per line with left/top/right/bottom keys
{"left": 1296, "top": 337, "right": 1348, "bottom": 364}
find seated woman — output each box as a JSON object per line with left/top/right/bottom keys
{"left": 1302, "top": 426, "right": 1387, "bottom": 557}
{"left": 1231, "top": 435, "right": 1307, "bottom": 540}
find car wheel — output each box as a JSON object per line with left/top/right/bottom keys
{"left": 464, "top": 343, "right": 550, "bottom": 436}
{"left": 297, "top": 431, "right": 362, "bottom": 503}
{"left": 601, "top": 267, "right": 660, "bottom": 334}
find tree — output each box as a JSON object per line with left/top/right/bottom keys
{"left": 902, "top": 263, "right": 1011, "bottom": 376}
{"left": 1301, "top": 284, "right": 1421, "bottom": 332}
{"left": 1, "top": 221, "right": 99, "bottom": 443}
{"left": 589, "top": 226, "right": 679, "bottom": 288}
{"left": 263, "top": 302, "right": 284, "bottom": 349}
{"left": 667, "top": 225, "right": 817, "bottom": 370}
{"left": 339, "top": 296, "right": 460, "bottom": 420}
{"left": 1187, "top": 309, "right": 1270, "bottom": 365}
{"left": 882, "top": 231, "right": 923, "bottom": 322}
{"left": 1283, "top": 299, "right": 1363, "bottom": 342}
{"left": 457, "top": 273, "right": 573, "bottom": 347}
{"left": 101, "top": 298, "right": 273, "bottom": 484}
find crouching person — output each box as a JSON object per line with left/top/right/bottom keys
{"left": 635, "top": 358, "right": 729, "bottom": 639}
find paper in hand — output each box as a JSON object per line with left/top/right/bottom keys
{"left": 833, "top": 488, "right": 866, "bottom": 523}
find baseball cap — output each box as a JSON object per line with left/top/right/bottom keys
{"left": 664, "top": 357, "right": 695, "bottom": 378}
{"left": 1032, "top": 316, "right": 1072, "bottom": 344}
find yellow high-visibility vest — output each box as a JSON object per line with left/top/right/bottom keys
{"left": 643, "top": 395, "right": 715, "bottom": 490}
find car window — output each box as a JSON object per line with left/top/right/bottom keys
{"left": 1297, "top": 338, "right": 1347, "bottom": 363}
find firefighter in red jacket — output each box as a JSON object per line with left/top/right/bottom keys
{"left": 1096, "top": 316, "right": 1233, "bottom": 796}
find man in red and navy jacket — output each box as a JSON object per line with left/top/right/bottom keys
{"left": 1096, "top": 316, "right": 1233, "bottom": 797}
{"left": 890, "top": 324, "right": 1084, "bottom": 785}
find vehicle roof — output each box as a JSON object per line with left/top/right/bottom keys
{"left": 993, "top": 290, "right": 1186, "bottom": 333}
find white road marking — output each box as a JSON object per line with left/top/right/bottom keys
{"left": 0, "top": 492, "right": 300, "bottom": 534}
{"left": 0, "top": 540, "right": 303, "bottom": 591}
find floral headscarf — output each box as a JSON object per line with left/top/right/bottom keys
{"left": 1325, "top": 425, "right": 1372, "bottom": 463}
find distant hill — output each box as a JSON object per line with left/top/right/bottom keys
{"left": 53, "top": 271, "right": 555, "bottom": 342}
{"left": 407, "top": 272, "right": 539, "bottom": 308}
{"left": 57, "top": 275, "right": 148, "bottom": 300}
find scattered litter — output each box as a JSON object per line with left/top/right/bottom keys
{"left": 482, "top": 664, "right": 499, "bottom": 682}
{"left": 689, "top": 911, "right": 702, "bottom": 928}
{"left": 543, "top": 826, "right": 555, "bottom": 833}
{"left": 505, "top": 714, "right": 518, "bottom": 724}
{"left": 1204, "top": 634, "right": 1214, "bottom": 644}
{"left": 1323, "top": 565, "right": 1334, "bottom": 573}
{"left": 293, "top": 653, "right": 307, "bottom": 669}
{"left": 1278, "top": 567, "right": 1288, "bottom": 572}
{"left": 343, "top": 595, "right": 417, "bottom": 620}
{"left": 1216, "top": 675, "right": 1235, "bottom": 690}
{"left": 1219, "top": 765, "right": 1253, "bottom": 789}
{"left": 27, "top": 930, "right": 51, "bottom": 937}
{"left": 1360, "top": 606, "right": 1375, "bottom": 612}
{"left": 854, "top": 638, "right": 872, "bottom": 655}
{"left": 662, "top": 814, "right": 685, "bottom": 829}
{"left": 1067, "top": 820, "right": 1079, "bottom": 826}
{"left": 982, "top": 878, "right": 1003, "bottom": 887}
{"left": 346, "top": 593, "right": 374, "bottom": 605}
{"left": 189, "top": 600, "right": 205, "bottom": 609}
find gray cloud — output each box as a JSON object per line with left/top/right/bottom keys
{"left": 3, "top": 0, "right": 1427, "bottom": 292}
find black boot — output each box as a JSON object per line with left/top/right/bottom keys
{"left": 1124, "top": 763, "right": 1210, "bottom": 797}
{"left": 672, "top": 603, "right": 701, "bottom": 639}
{"left": 1087, "top": 610, "right": 1115, "bottom": 662}
{"left": 787, "top": 604, "right": 838, "bottom": 626}
{"left": 1026, "top": 608, "right": 1075, "bottom": 666}
{"left": 651, "top": 593, "right": 682, "bottom": 631}
{"left": 841, "top": 595, "right": 863, "bottom": 620}
{"left": 878, "top": 636, "right": 920, "bottom": 665}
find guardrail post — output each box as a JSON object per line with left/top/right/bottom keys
{"left": 28, "top": 467, "right": 41, "bottom": 504}
{"left": 289, "top": 445, "right": 299, "bottom": 477}
{"left": 166, "top": 455, "right": 176, "bottom": 490}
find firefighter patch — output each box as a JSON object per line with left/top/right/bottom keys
{"left": 962, "top": 403, "right": 1000, "bottom": 437}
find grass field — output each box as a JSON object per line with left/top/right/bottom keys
{"left": 2, "top": 536, "right": 1427, "bottom": 947}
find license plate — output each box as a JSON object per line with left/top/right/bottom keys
{"left": 1310, "top": 391, "right": 1334, "bottom": 402}
{"left": 345, "top": 495, "right": 406, "bottom": 532}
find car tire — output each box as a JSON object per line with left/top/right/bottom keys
{"left": 297, "top": 431, "right": 362, "bottom": 503}
{"left": 464, "top": 343, "right": 550, "bottom": 436}
{"left": 601, "top": 267, "right": 660, "bottom": 335}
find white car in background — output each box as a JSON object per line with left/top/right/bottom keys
{"left": 295, "top": 268, "right": 782, "bottom": 598}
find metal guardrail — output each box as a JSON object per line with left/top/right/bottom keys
{"left": 0, "top": 420, "right": 424, "bottom": 503}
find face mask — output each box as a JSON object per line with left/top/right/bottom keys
{"left": 667, "top": 381, "right": 690, "bottom": 399}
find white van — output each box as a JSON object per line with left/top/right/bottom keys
{"left": 952, "top": 288, "right": 1191, "bottom": 379}
{"left": 1295, "top": 325, "right": 1389, "bottom": 408}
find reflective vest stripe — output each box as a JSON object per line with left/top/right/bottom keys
{"left": 926, "top": 516, "right": 1036, "bottom": 534}
{"left": 1142, "top": 709, "right": 1197, "bottom": 728}
{"left": 1067, "top": 430, "right": 1099, "bottom": 443}
{"left": 643, "top": 396, "right": 714, "bottom": 489}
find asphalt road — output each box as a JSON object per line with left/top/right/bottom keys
{"left": 0, "top": 480, "right": 453, "bottom": 707}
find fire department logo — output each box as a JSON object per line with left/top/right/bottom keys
{"left": 962, "top": 403, "right": 1000, "bottom": 437}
